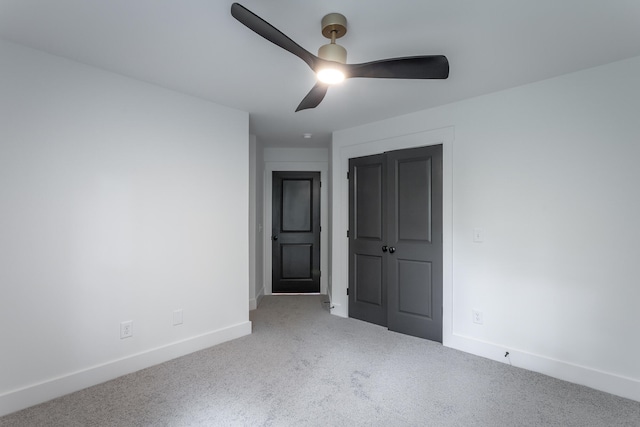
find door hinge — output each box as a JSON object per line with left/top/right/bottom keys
{"left": 347, "top": 230, "right": 350, "bottom": 238}
{"left": 347, "top": 171, "right": 349, "bottom": 179}
{"left": 347, "top": 288, "right": 349, "bottom": 295}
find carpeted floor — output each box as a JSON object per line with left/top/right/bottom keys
{"left": 1, "top": 295, "right": 639, "bottom": 426}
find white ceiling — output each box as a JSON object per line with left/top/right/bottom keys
{"left": 1, "top": 0, "right": 640, "bottom": 148}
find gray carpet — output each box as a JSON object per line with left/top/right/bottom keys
{"left": 1, "top": 295, "right": 639, "bottom": 426}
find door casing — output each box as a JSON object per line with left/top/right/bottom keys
{"left": 272, "top": 171, "right": 321, "bottom": 293}
{"left": 263, "top": 160, "right": 329, "bottom": 296}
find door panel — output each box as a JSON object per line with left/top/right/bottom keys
{"left": 348, "top": 154, "right": 387, "bottom": 326}
{"left": 272, "top": 171, "right": 320, "bottom": 293}
{"left": 387, "top": 145, "right": 443, "bottom": 341}
{"left": 397, "top": 259, "right": 432, "bottom": 317}
{"left": 354, "top": 254, "right": 383, "bottom": 306}
{"left": 398, "top": 157, "right": 432, "bottom": 242}
{"left": 355, "top": 164, "right": 384, "bottom": 239}
{"left": 282, "top": 180, "right": 312, "bottom": 231}
{"left": 281, "top": 244, "right": 313, "bottom": 279}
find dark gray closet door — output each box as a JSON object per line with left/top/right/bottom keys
{"left": 272, "top": 171, "right": 321, "bottom": 293}
{"left": 348, "top": 145, "right": 443, "bottom": 342}
{"left": 348, "top": 154, "right": 387, "bottom": 326}
{"left": 386, "top": 145, "right": 443, "bottom": 342}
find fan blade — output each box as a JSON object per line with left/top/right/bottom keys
{"left": 345, "top": 55, "right": 449, "bottom": 79}
{"left": 231, "top": 3, "right": 319, "bottom": 71}
{"left": 295, "top": 83, "right": 329, "bottom": 112}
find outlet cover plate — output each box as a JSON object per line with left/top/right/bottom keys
{"left": 120, "top": 320, "right": 133, "bottom": 339}
{"left": 472, "top": 310, "right": 484, "bottom": 324}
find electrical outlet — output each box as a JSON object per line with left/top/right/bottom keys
{"left": 120, "top": 320, "right": 133, "bottom": 339}
{"left": 472, "top": 309, "right": 484, "bottom": 324}
{"left": 173, "top": 309, "right": 183, "bottom": 326}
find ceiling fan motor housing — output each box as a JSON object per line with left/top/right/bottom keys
{"left": 318, "top": 43, "right": 346, "bottom": 63}
{"left": 319, "top": 12, "right": 347, "bottom": 63}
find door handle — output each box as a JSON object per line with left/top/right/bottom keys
{"left": 272, "top": 235, "right": 278, "bottom": 241}
{"left": 388, "top": 246, "right": 396, "bottom": 254}
{"left": 382, "top": 245, "right": 388, "bottom": 253}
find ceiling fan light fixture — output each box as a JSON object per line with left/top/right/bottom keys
{"left": 317, "top": 68, "right": 345, "bottom": 84}
{"left": 317, "top": 42, "right": 347, "bottom": 84}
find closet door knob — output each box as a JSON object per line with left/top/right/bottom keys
{"left": 388, "top": 246, "right": 396, "bottom": 254}
{"left": 382, "top": 245, "right": 388, "bottom": 253}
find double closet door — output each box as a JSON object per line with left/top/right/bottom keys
{"left": 348, "top": 145, "right": 443, "bottom": 342}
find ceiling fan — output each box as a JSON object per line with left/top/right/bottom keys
{"left": 230, "top": 3, "right": 449, "bottom": 112}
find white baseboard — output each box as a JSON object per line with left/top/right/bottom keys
{"left": 250, "top": 286, "right": 265, "bottom": 311}
{"left": 256, "top": 289, "right": 264, "bottom": 308}
{"left": 445, "top": 333, "right": 640, "bottom": 403}
{"left": 330, "top": 303, "right": 345, "bottom": 318}
{"left": 0, "top": 321, "right": 252, "bottom": 417}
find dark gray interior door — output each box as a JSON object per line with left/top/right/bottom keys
{"left": 348, "top": 154, "right": 387, "bottom": 326}
{"left": 348, "top": 145, "right": 443, "bottom": 342}
{"left": 272, "top": 171, "right": 321, "bottom": 293}
{"left": 386, "top": 146, "right": 443, "bottom": 341}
